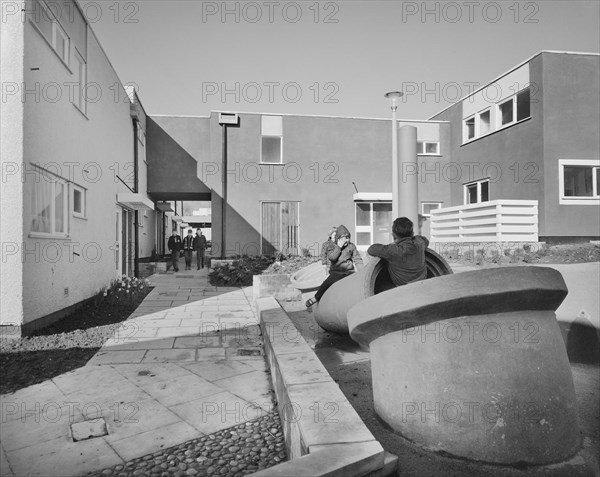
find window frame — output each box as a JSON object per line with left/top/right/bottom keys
{"left": 30, "top": 166, "right": 69, "bottom": 238}
{"left": 421, "top": 201, "right": 443, "bottom": 218}
{"left": 72, "top": 184, "right": 86, "bottom": 219}
{"left": 260, "top": 135, "right": 283, "bottom": 165}
{"left": 478, "top": 108, "right": 491, "bottom": 136}
{"left": 30, "top": 1, "right": 70, "bottom": 67}
{"left": 464, "top": 116, "right": 475, "bottom": 142}
{"left": 463, "top": 178, "right": 491, "bottom": 205}
{"left": 72, "top": 48, "right": 87, "bottom": 113}
{"left": 558, "top": 159, "right": 600, "bottom": 205}
{"left": 417, "top": 141, "right": 441, "bottom": 156}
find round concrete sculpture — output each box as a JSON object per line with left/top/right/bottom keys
{"left": 289, "top": 261, "right": 327, "bottom": 304}
{"left": 312, "top": 248, "right": 452, "bottom": 334}
{"left": 347, "top": 266, "right": 580, "bottom": 465}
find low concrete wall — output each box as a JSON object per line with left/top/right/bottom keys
{"left": 253, "top": 275, "right": 301, "bottom": 302}
{"left": 254, "top": 297, "right": 396, "bottom": 477}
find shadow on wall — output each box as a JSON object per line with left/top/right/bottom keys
{"left": 146, "top": 117, "right": 211, "bottom": 201}
{"left": 561, "top": 313, "right": 600, "bottom": 365}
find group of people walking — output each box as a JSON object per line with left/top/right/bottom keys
{"left": 167, "top": 229, "right": 207, "bottom": 272}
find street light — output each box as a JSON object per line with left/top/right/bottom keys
{"left": 385, "top": 91, "right": 403, "bottom": 220}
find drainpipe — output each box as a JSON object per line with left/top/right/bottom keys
{"left": 221, "top": 124, "right": 227, "bottom": 259}
{"left": 133, "top": 118, "right": 140, "bottom": 278}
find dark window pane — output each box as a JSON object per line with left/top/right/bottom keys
{"left": 596, "top": 168, "right": 600, "bottom": 196}
{"left": 465, "top": 118, "right": 475, "bottom": 139}
{"left": 425, "top": 142, "right": 439, "bottom": 154}
{"left": 373, "top": 202, "right": 392, "bottom": 227}
{"left": 500, "top": 100, "right": 513, "bottom": 125}
{"left": 74, "top": 189, "right": 82, "bottom": 213}
{"left": 261, "top": 136, "right": 281, "bottom": 163}
{"left": 481, "top": 181, "right": 489, "bottom": 202}
{"left": 517, "top": 88, "right": 531, "bottom": 121}
{"left": 564, "top": 166, "right": 593, "bottom": 197}
{"left": 417, "top": 141, "right": 424, "bottom": 154}
{"left": 356, "top": 203, "right": 370, "bottom": 226}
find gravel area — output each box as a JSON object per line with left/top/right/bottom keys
{"left": 86, "top": 412, "right": 287, "bottom": 477}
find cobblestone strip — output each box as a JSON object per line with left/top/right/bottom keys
{"left": 86, "top": 412, "right": 286, "bottom": 477}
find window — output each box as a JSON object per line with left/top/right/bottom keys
{"left": 354, "top": 201, "right": 392, "bottom": 248}
{"left": 497, "top": 87, "right": 531, "bottom": 128}
{"left": 421, "top": 202, "right": 443, "bottom": 217}
{"left": 499, "top": 98, "right": 514, "bottom": 126}
{"left": 464, "top": 117, "right": 475, "bottom": 141}
{"left": 261, "top": 116, "right": 283, "bottom": 164}
{"left": 516, "top": 88, "right": 530, "bottom": 121}
{"left": 559, "top": 159, "right": 600, "bottom": 205}
{"left": 73, "top": 49, "right": 86, "bottom": 112}
{"left": 479, "top": 110, "right": 491, "bottom": 135}
{"left": 417, "top": 141, "right": 440, "bottom": 155}
{"left": 31, "top": 1, "right": 70, "bottom": 65}
{"left": 31, "top": 170, "right": 68, "bottom": 236}
{"left": 464, "top": 179, "right": 490, "bottom": 205}
{"left": 72, "top": 185, "right": 86, "bottom": 218}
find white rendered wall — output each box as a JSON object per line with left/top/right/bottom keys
{"left": 0, "top": 1, "right": 25, "bottom": 328}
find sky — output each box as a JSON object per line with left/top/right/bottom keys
{"left": 81, "top": 0, "right": 600, "bottom": 120}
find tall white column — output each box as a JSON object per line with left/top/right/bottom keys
{"left": 398, "top": 125, "right": 419, "bottom": 226}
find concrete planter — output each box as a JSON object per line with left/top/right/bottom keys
{"left": 348, "top": 266, "right": 580, "bottom": 465}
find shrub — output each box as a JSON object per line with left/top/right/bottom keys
{"left": 94, "top": 275, "right": 151, "bottom": 308}
{"left": 209, "top": 255, "right": 275, "bottom": 287}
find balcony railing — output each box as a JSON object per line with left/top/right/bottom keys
{"left": 430, "top": 199, "right": 538, "bottom": 243}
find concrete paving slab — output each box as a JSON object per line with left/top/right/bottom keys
{"left": 1, "top": 403, "right": 84, "bottom": 451}
{"left": 213, "top": 370, "right": 272, "bottom": 403}
{"left": 134, "top": 375, "right": 222, "bottom": 407}
{"left": 142, "top": 349, "right": 197, "bottom": 363}
{"left": 173, "top": 336, "right": 222, "bottom": 348}
{"left": 0, "top": 381, "right": 67, "bottom": 422}
{"left": 154, "top": 326, "right": 200, "bottom": 338}
{"left": 0, "top": 445, "right": 14, "bottom": 477}
{"left": 195, "top": 348, "right": 227, "bottom": 361}
{"left": 182, "top": 361, "right": 257, "bottom": 382}
{"left": 108, "top": 421, "right": 201, "bottom": 462}
{"left": 102, "top": 398, "right": 182, "bottom": 442}
{"left": 51, "top": 366, "right": 130, "bottom": 396}
{"left": 184, "top": 305, "right": 219, "bottom": 312}
{"left": 5, "top": 435, "right": 123, "bottom": 477}
{"left": 113, "top": 363, "right": 193, "bottom": 385}
{"left": 170, "top": 391, "right": 264, "bottom": 435}
{"left": 102, "top": 337, "right": 176, "bottom": 351}
{"left": 86, "top": 349, "right": 147, "bottom": 366}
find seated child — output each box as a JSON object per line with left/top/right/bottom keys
{"left": 306, "top": 225, "right": 363, "bottom": 307}
{"left": 320, "top": 226, "right": 338, "bottom": 271}
{"left": 367, "top": 217, "right": 429, "bottom": 287}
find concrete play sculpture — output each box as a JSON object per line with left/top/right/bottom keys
{"left": 347, "top": 266, "right": 580, "bottom": 465}
{"left": 309, "top": 249, "right": 452, "bottom": 334}
{"left": 289, "top": 261, "right": 327, "bottom": 305}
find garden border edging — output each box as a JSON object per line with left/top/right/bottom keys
{"left": 252, "top": 296, "right": 397, "bottom": 477}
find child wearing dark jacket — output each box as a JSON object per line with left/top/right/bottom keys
{"left": 306, "top": 225, "right": 363, "bottom": 307}
{"left": 367, "top": 217, "right": 429, "bottom": 287}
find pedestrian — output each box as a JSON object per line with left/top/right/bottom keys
{"left": 167, "top": 229, "right": 182, "bottom": 272}
{"left": 306, "top": 225, "right": 363, "bottom": 308}
{"left": 182, "top": 229, "right": 194, "bottom": 270}
{"left": 320, "top": 226, "right": 337, "bottom": 271}
{"left": 367, "top": 217, "right": 429, "bottom": 287}
{"left": 194, "top": 229, "right": 208, "bottom": 269}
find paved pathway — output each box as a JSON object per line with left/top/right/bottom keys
{"left": 1, "top": 269, "right": 274, "bottom": 477}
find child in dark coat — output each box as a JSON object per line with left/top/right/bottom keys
{"left": 367, "top": 217, "right": 429, "bottom": 287}
{"left": 306, "top": 225, "right": 363, "bottom": 307}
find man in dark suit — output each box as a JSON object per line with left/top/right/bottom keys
{"left": 182, "top": 229, "right": 194, "bottom": 270}
{"left": 194, "top": 229, "right": 208, "bottom": 269}
{"left": 167, "top": 229, "right": 182, "bottom": 272}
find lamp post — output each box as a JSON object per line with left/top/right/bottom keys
{"left": 384, "top": 91, "right": 403, "bottom": 219}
